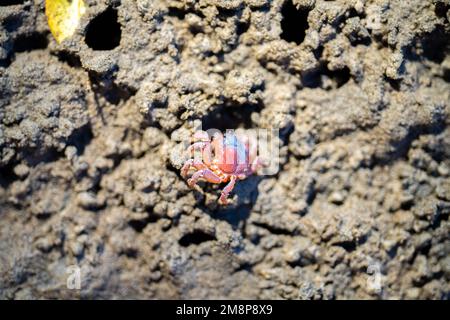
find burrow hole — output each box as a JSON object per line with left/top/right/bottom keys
{"left": 201, "top": 104, "right": 263, "bottom": 132}
{"left": 435, "top": 2, "right": 449, "bottom": 21}
{"left": 0, "top": 162, "right": 18, "bottom": 189}
{"left": 179, "top": 230, "right": 216, "bottom": 247}
{"left": 420, "top": 26, "right": 449, "bottom": 64}
{"left": 280, "top": 0, "right": 310, "bottom": 45}
{"left": 128, "top": 215, "right": 159, "bottom": 233}
{"left": 14, "top": 32, "right": 48, "bottom": 53}
{"left": 85, "top": 7, "right": 121, "bottom": 50}
{"left": 0, "top": 0, "right": 25, "bottom": 6}
{"left": 302, "top": 65, "right": 351, "bottom": 89}
{"left": 167, "top": 7, "right": 187, "bottom": 20}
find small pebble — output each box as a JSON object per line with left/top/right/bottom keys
{"left": 13, "top": 163, "right": 30, "bottom": 178}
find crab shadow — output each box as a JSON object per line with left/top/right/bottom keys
{"left": 202, "top": 176, "right": 264, "bottom": 228}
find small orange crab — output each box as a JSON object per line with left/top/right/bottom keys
{"left": 181, "top": 130, "right": 264, "bottom": 205}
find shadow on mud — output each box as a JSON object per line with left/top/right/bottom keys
{"left": 204, "top": 176, "right": 264, "bottom": 228}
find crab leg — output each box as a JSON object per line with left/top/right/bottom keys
{"left": 219, "top": 175, "right": 237, "bottom": 205}
{"left": 251, "top": 156, "right": 265, "bottom": 174}
{"left": 187, "top": 169, "right": 222, "bottom": 188}
{"left": 181, "top": 159, "right": 208, "bottom": 177}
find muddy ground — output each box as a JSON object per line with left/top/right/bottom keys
{"left": 0, "top": 0, "right": 449, "bottom": 299}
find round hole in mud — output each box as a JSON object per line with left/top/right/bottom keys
{"left": 420, "top": 26, "right": 450, "bottom": 64}
{"left": 302, "top": 65, "right": 351, "bottom": 89}
{"left": 167, "top": 7, "right": 186, "bottom": 20}
{"left": 434, "top": 2, "right": 449, "bottom": 20}
{"left": 85, "top": 7, "right": 121, "bottom": 50}
{"left": 280, "top": 0, "right": 310, "bottom": 45}
{"left": 179, "top": 231, "right": 216, "bottom": 247}
{"left": 13, "top": 32, "right": 48, "bottom": 53}
{"left": 0, "top": 0, "right": 25, "bottom": 6}
{"left": 201, "top": 104, "right": 262, "bottom": 132}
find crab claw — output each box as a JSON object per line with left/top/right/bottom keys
{"left": 181, "top": 159, "right": 193, "bottom": 178}
{"left": 187, "top": 178, "right": 196, "bottom": 188}
{"left": 218, "top": 175, "right": 236, "bottom": 205}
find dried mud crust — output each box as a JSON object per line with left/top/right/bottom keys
{"left": 0, "top": 0, "right": 449, "bottom": 299}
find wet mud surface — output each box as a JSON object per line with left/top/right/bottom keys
{"left": 0, "top": 0, "right": 449, "bottom": 299}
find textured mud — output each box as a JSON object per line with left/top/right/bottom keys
{"left": 0, "top": 0, "right": 449, "bottom": 299}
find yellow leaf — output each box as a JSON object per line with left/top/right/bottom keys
{"left": 45, "top": 0, "right": 86, "bottom": 43}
